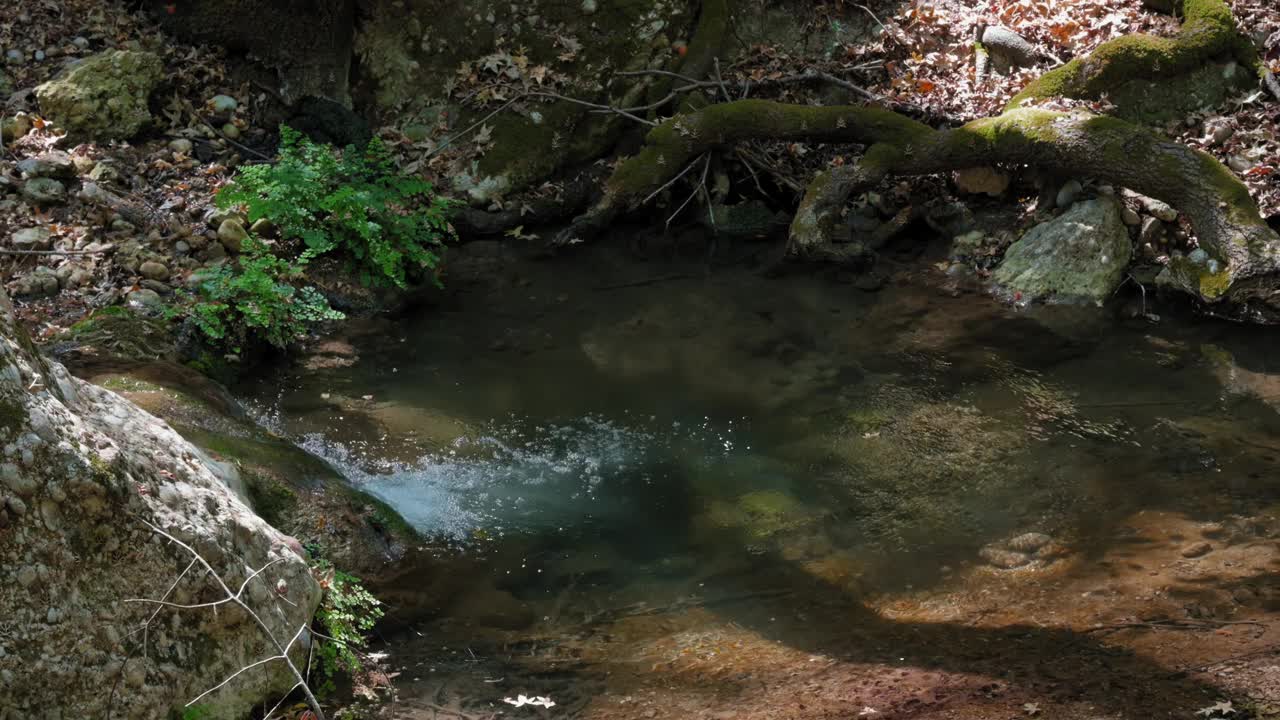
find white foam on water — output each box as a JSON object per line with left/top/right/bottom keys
{"left": 252, "top": 407, "right": 747, "bottom": 541}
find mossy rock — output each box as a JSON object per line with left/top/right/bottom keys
{"left": 992, "top": 198, "right": 1132, "bottom": 305}
{"left": 844, "top": 406, "right": 893, "bottom": 435}
{"left": 77, "top": 360, "right": 419, "bottom": 585}
{"left": 700, "top": 489, "right": 816, "bottom": 539}
{"left": 356, "top": 0, "right": 691, "bottom": 198}
{"left": 54, "top": 305, "right": 178, "bottom": 364}
{"left": 35, "top": 50, "right": 163, "bottom": 140}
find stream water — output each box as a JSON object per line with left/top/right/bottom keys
{"left": 243, "top": 239, "right": 1280, "bottom": 718}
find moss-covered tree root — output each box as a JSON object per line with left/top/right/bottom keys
{"left": 1010, "top": 0, "right": 1265, "bottom": 108}
{"left": 555, "top": 99, "right": 1280, "bottom": 310}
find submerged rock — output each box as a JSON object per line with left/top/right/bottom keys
{"left": 979, "top": 546, "right": 1032, "bottom": 569}
{"left": 954, "top": 166, "right": 1010, "bottom": 197}
{"left": 1007, "top": 532, "right": 1053, "bottom": 552}
{"left": 992, "top": 198, "right": 1131, "bottom": 305}
{"left": 1181, "top": 541, "right": 1213, "bottom": 558}
{"left": 35, "top": 50, "right": 163, "bottom": 140}
{"left": 702, "top": 200, "right": 790, "bottom": 239}
{"left": 698, "top": 489, "right": 818, "bottom": 539}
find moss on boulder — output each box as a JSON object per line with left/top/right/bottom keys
{"left": 699, "top": 489, "right": 817, "bottom": 539}
{"left": 81, "top": 361, "right": 419, "bottom": 585}
{"left": 36, "top": 50, "right": 163, "bottom": 140}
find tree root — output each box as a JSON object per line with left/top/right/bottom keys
{"left": 452, "top": 173, "right": 600, "bottom": 238}
{"left": 788, "top": 164, "right": 882, "bottom": 263}
{"left": 555, "top": 99, "right": 1280, "bottom": 311}
{"left": 552, "top": 0, "right": 1280, "bottom": 316}
{"left": 1008, "top": 0, "right": 1241, "bottom": 108}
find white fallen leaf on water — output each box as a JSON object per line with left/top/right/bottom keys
{"left": 504, "top": 695, "right": 556, "bottom": 708}
{"left": 1196, "top": 700, "right": 1236, "bottom": 717}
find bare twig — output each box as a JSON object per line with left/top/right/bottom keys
{"left": 527, "top": 91, "right": 656, "bottom": 126}
{"left": 141, "top": 558, "right": 197, "bottom": 659}
{"left": 1086, "top": 618, "right": 1269, "bottom": 636}
{"left": 853, "top": 3, "right": 885, "bottom": 28}
{"left": 181, "top": 99, "right": 273, "bottom": 161}
{"left": 188, "top": 624, "right": 310, "bottom": 706}
{"left": 712, "top": 58, "right": 734, "bottom": 103}
{"left": 616, "top": 68, "right": 704, "bottom": 84}
{"left": 666, "top": 153, "right": 711, "bottom": 228}
{"left": 132, "top": 519, "right": 326, "bottom": 720}
{"left": 734, "top": 147, "right": 774, "bottom": 199}
{"left": 602, "top": 66, "right": 885, "bottom": 115}
{"left": 642, "top": 153, "right": 706, "bottom": 205}
{"left": 810, "top": 70, "right": 883, "bottom": 101}
{"left": 427, "top": 94, "right": 528, "bottom": 158}
{"left": 698, "top": 154, "right": 717, "bottom": 231}
{"left": 592, "top": 272, "right": 696, "bottom": 291}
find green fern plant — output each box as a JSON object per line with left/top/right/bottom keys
{"left": 187, "top": 237, "right": 344, "bottom": 351}
{"left": 215, "top": 126, "right": 453, "bottom": 289}
{"left": 313, "top": 568, "right": 384, "bottom": 696}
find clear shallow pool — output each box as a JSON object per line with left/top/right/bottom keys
{"left": 243, "top": 242, "right": 1280, "bottom": 718}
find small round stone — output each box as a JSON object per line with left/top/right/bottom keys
{"left": 209, "top": 94, "right": 238, "bottom": 113}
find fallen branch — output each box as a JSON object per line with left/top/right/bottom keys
{"left": 427, "top": 94, "right": 528, "bottom": 158}
{"left": 528, "top": 91, "right": 656, "bottom": 127}
{"left": 181, "top": 98, "right": 274, "bottom": 161}
{"left": 606, "top": 66, "right": 886, "bottom": 115}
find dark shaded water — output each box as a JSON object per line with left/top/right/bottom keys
{"left": 243, "top": 241, "right": 1280, "bottom": 716}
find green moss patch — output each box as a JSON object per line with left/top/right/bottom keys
{"left": 1008, "top": 0, "right": 1240, "bottom": 109}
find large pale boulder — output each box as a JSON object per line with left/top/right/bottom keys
{"left": 993, "top": 197, "right": 1133, "bottom": 305}
{"left": 36, "top": 50, "right": 164, "bottom": 140}
{"left": 0, "top": 289, "right": 321, "bottom": 719}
